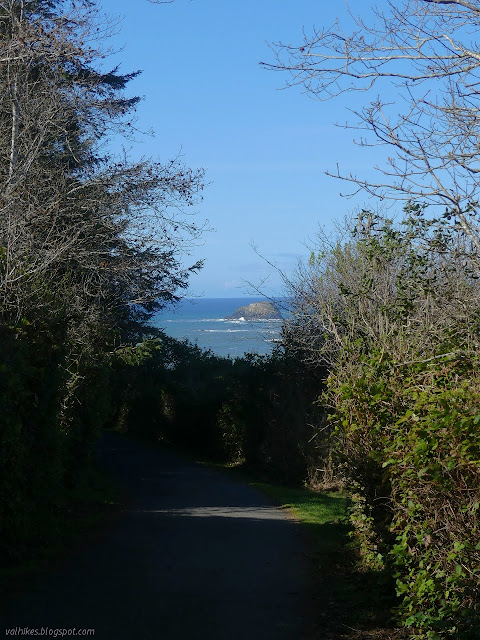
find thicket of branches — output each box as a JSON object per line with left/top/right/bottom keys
{"left": 283, "top": 210, "right": 480, "bottom": 637}
{"left": 264, "top": 0, "right": 480, "bottom": 250}
{"left": 266, "top": 1, "right": 480, "bottom": 637}
{"left": 0, "top": 0, "right": 204, "bottom": 560}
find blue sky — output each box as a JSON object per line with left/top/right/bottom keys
{"left": 99, "top": 0, "right": 379, "bottom": 297}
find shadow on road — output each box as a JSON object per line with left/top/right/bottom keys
{"left": 1, "top": 432, "right": 311, "bottom": 640}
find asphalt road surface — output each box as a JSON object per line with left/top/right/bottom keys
{"left": 1, "top": 432, "right": 311, "bottom": 639}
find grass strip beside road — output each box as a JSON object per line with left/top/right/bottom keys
{"left": 195, "top": 457, "right": 350, "bottom": 559}
{"left": 245, "top": 479, "right": 406, "bottom": 639}
{"left": 248, "top": 480, "right": 349, "bottom": 560}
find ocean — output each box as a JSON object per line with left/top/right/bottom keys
{"left": 149, "top": 297, "right": 283, "bottom": 359}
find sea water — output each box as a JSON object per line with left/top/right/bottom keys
{"left": 149, "top": 297, "right": 283, "bottom": 359}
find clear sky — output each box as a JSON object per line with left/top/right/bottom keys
{"left": 99, "top": 0, "right": 378, "bottom": 298}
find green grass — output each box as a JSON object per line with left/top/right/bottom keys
{"left": 247, "top": 479, "right": 401, "bottom": 637}
{"left": 250, "top": 481, "right": 348, "bottom": 524}
{"left": 194, "top": 455, "right": 353, "bottom": 572}
{"left": 249, "top": 481, "right": 349, "bottom": 557}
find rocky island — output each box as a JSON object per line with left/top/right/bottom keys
{"left": 228, "top": 301, "right": 282, "bottom": 321}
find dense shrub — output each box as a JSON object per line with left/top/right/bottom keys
{"left": 0, "top": 322, "right": 113, "bottom": 560}
{"left": 330, "top": 354, "right": 480, "bottom": 638}
{"left": 0, "top": 326, "right": 65, "bottom": 557}
{"left": 284, "top": 209, "right": 480, "bottom": 638}
{"left": 112, "top": 334, "right": 330, "bottom": 486}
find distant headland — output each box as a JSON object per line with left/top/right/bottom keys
{"left": 227, "top": 301, "right": 282, "bottom": 321}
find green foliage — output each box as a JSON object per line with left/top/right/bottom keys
{"left": 330, "top": 355, "right": 480, "bottom": 637}
{"left": 304, "top": 209, "right": 480, "bottom": 638}
{"left": 113, "top": 336, "right": 237, "bottom": 457}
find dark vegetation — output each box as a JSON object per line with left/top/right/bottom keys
{"left": 112, "top": 335, "right": 330, "bottom": 487}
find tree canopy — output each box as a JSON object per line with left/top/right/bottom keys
{"left": 0, "top": 0, "right": 205, "bottom": 559}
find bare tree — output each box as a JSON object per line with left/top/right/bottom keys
{"left": 282, "top": 209, "right": 480, "bottom": 370}
{"left": 263, "top": 0, "right": 480, "bottom": 254}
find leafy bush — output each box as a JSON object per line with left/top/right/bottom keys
{"left": 284, "top": 209, "right": 480, "bottom": 638}
{"left": 330, "top": 354, "right": 480, "bottom": 638}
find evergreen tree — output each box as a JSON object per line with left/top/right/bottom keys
{"left": 0, "top": 0, "right": 204, "bottom": 557}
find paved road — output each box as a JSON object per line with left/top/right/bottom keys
{"left": 1, "top": 433, "right": 310, "bottom": 639}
